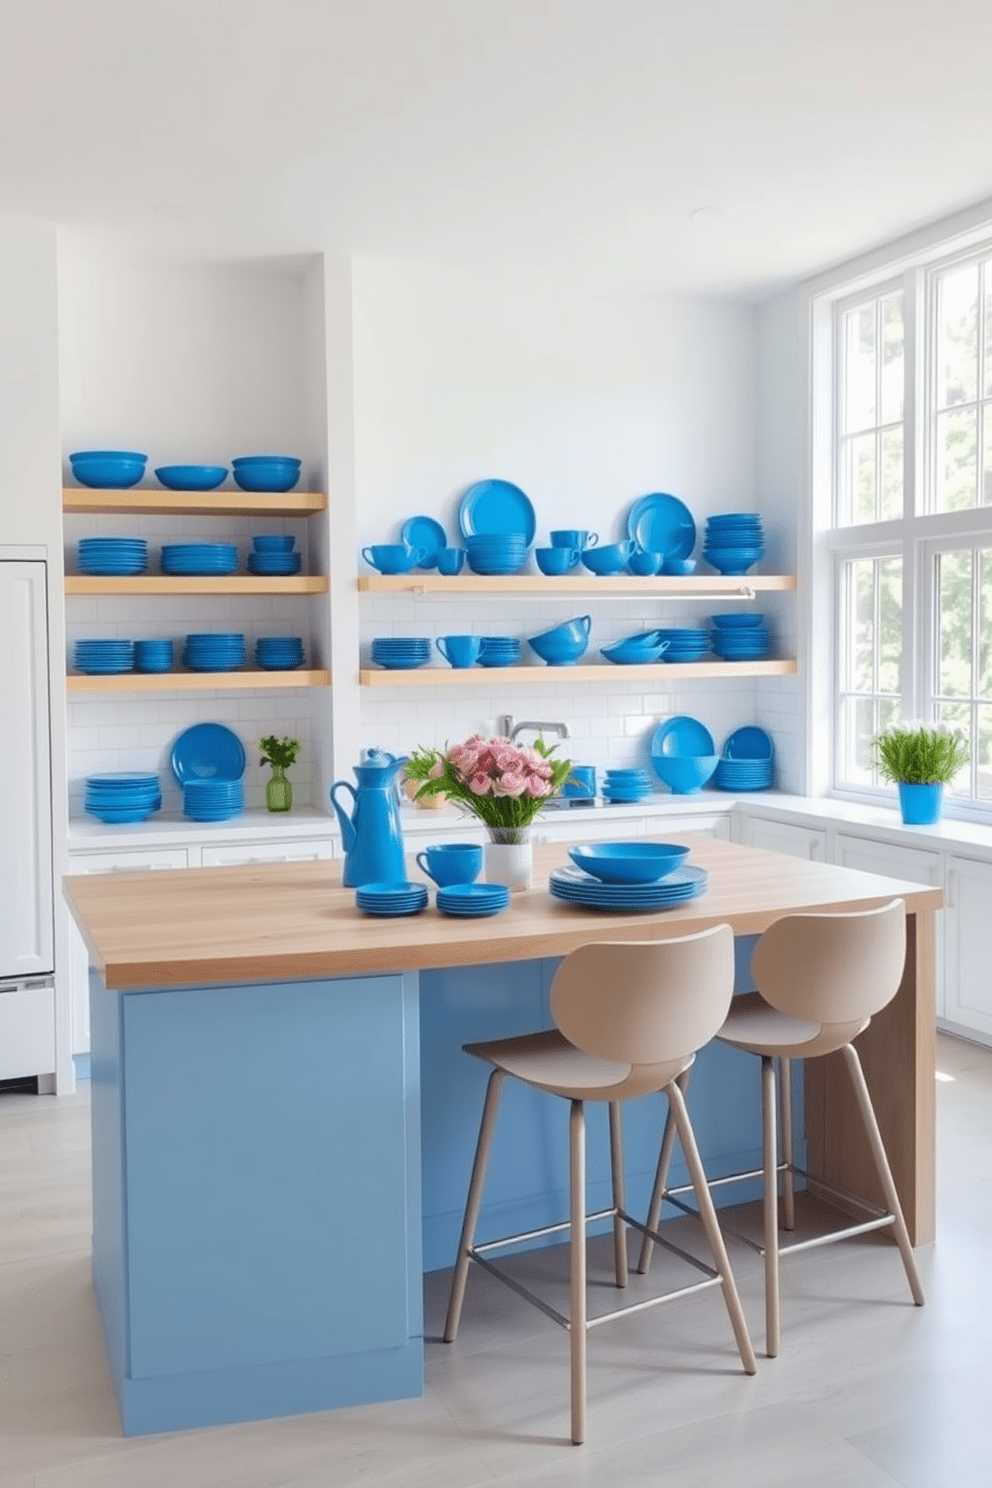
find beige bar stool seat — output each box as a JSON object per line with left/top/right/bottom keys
{"left": 637, "top": 899, "right": 925, "bottom": 1358}
{"left": 443, "top": 926, "right": 757, "bottom": 1446}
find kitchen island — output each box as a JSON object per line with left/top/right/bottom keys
{"left": 64, "top": 835, "right": 941, "bottom": 1436}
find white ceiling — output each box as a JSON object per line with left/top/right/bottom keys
{"left": 4, "top": 0, "right": 992, "bottom": 299}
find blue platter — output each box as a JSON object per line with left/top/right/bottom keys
{"left": 171, "top": 723, "right": 246, "bottom": 784}
{"left": 401, "top": 515, "right": 447, "bottom": 569}
{"left": 651, "top": 715, "right": 715, "bottom": 760}
{"left": 626, "top": 493, "right": 696, "bottom": 560}
{"left": 458, "top": 480, "right": 536, "bottom": 545}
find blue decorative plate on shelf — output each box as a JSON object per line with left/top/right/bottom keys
{"left": 170, "top": 723, "right": 246, "bottom": 784}
{"left": 650, "top": 715, "right": 715, "bottom": 759}
{"left": 626, "top": 493, "right": 696, "bottom": 560}
{"left": 458, "top": 480, "right": 536, "bottom": 544}
{"left": 401, "top": 515, "right": 447, "bottom": 569}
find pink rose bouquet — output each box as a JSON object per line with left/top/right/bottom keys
{"left": 408, "top": 733, "right": 574, "bottom": 841}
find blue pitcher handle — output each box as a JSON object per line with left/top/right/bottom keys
{"left": 329, "top": 780, "right": 358, "bottom": 853}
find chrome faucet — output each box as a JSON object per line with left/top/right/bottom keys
{"left": 498, "top": 715, "right": 571, "bottom": 743}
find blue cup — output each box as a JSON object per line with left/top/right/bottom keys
{"left": 416, "top": 842, "right": 483, "bottom": 886}
{"left": 436, "top": 634, "right": 482, "bottom": 668}
{"left": 535, "top": 546, "right": 579, "bottom": 575}
{"left": 436, "top": 546, "right": 466, "bottom": 575}
{"left": 550, "top": 529, "right": 598, "bottom": 550}
{"left": 361, "top": 543, "right": 427, "bottom": 574}
{"left": 629, "top": 550, "right": 663, "bottom": 575}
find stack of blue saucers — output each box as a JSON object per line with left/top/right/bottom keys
{"left": 656, "top": 627, "right": 711, "bottom": 662}
{"left": 74, "top": 638, "right": 134, "bottom": 674}
{"left": 478, "top": 636, "right": 523, "bottom": 667}
{"left": 134, "top": 638, "right": 174, "bottom": 673}
{"left": 161, "top": 543, "right": 238, "bottom": 576}
{"left": 77, "top": 537, "right": 148, "bottom": 575}
{"left": 255, "top": 636, "right": 305, "bottom": 670}
{"left": 709, "top": 613, "right": 770, "bottom": 661}
{"left": 84, "top": 771, "right": 161, "bottom": 824}
{"left": 247, "top": 548, "right": 302, "bottom": 575}
{"left": 183, "top": 632, "right": 246, "bottom": 671}
{"left": 355, "top": 881, "right": 429, "bottom": 916}
{"left": 702, "top": 514, "right": 765, "bottom": 575}
{"left": 371, "top": 637, "right": 431, "bottom": 670}
{"left": 182, "top": 778, "right": 244, "bottom": 821}
{"left": 436, "top": 883, "right": 511, "bottom": 918}
{"left": 465, "top": 534, "right": 530, "bottom": 575}
{"left": 548, "top": 863, "right": 709, "bottom": 911}
{"left": 714, "top": 726, "right": 775, "bottom": 791}
{"left": 602, "top": 768, "right": 653, "bottom": 803}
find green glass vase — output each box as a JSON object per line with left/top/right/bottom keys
{"left": 266, "top": 764, "right": 293, "bottom": 813}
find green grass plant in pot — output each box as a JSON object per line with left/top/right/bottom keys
{"left": 872, "top": 721, "right": 969, "bottom": 825}
{"left": 259, "top": 735, "right": 301, "bottom": 813}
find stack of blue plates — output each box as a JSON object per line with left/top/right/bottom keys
{"left": 602, "top": 768, "right": 653, "bottom": 803}
{"left": 182, "top": 778, "right": 244, "bottom": 821}
{"left": 255, "top": 636, "right": 305, "bottom": 670}
{"left": 478, "top": 636, "right": 523, "bottom": 667}
{"left": 465, "top": 535, "right": 530, "bottom": 575}
{"left": 134, "top": 638, "right": 174, "bottom": 673}
{"left": 183, "top": 632, "right": 246, "bottom": 671}
{"left": 437, "top": 883, "right": 511, "bottom": 917}
{"left": 247, "top": 550, "right": 302, "bottom": 575}
{"left": 74, "top": 638, "right": 134, "bottom": 674}
{"left": 709, "top": 613, "right": 770, "bottom": 660}
{"left": 656, "top": 627, "right": 711, "bottom": 662}
{"left": 355, "top": 881, "right": 429, "bottom": 916}
{"left": 77, "top": 537, "right": 148, "bottom": 575}
{"left": 371, "top": 637, "right": 431, "bottom": 670}
{"left": 548, "top": 864, "right": 708, "bottom": 911}
{"left": 703, "top": 514, "right": 765, "bottom": 575}
{"left": 714, "top": 726, "right": 775, "bottom": 791}
{"left": 161, "top": 543, "right": 239, "bottom": 576}
{"left": 84, "top": 771, "right": 161, "bottom": 824}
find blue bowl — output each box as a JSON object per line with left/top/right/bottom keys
{"left": 253, "top": 534, "right": 296, "bottom": 552}
{"left": 154, "top": 465, "right": 228, "bottom": 491}
{"left": 652, "top": 754, "right": 719, "bottom": 794}
{"left": 527, "top": 615, "right": 591, "bottom": 665}
{"left": 231, "top": 456, "right": 301, "bottom": 493}
{"left": 580, "top": 542, "right": 635, "bottom": 576}
{"left": 69, "top": 450, "right": 147, "bottom": 489}
{"left": 568, "top": 842, "right": 691, "bottom": 884}
{"left": 703, "top": 546, "right": 764, "bottom": 575}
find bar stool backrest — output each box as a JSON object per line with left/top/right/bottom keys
{"left": 550, "top": 925, "right": 735, "bottom": 1067}
{"left": 750, "top": 898, "right": 906, "bottom": 1025}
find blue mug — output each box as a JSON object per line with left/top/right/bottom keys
{"left": 416, "top": 842, "right": 483, "bottom": 887}
{"left": 436, "top": 546, "right": 466, "bottom": 575}
{"left": 436, "top": 634, "right": 482, "bottom": 668}
{"left": 535, "top": 546, "right": 579, "bottom": 575}
{"left": 361, "top": 543, "right": 427, "bottom": 574}
{"left": 550, "top": 529, "right": 598, "bottom": 550}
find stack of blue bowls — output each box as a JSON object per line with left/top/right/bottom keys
{"left": 255, "top": 636, "right": 305, "bottom": 670}
{"left": 74, "top": 638, "right": 134, "bottom": 674}
{"left": 371, "top": 636, "right": 431, "bottom": 670}
{"left": 714, "top": 727, "right": 775, "bottom": 791}
{"left": 183, "top": 632, "right": 246, "bottom": 671}
{"left": 703, "top": 514, "right": 765, "bottom": 575}
{"left": 134, "top": 638, "right": 174, "bottom": 673}
{"left": 478, "top": 636, "right": 523, "bottom": 667}
{"left": 465, "top": 534, "right": 529, "bottom": 575}
{"left": 602, "top": 768, "right": 653, "bottom": 803}
{"left": 182, "top": 778, "right": 244, "bottom": 822}
{"left": 161, "top": 543, "right": 238, "bottom": 576}
{"left": 69, "top": 450, "right": 147, "bottom": 489}
{"left": 85, "top": 771, "right": 161, "bottom": 824}
{"left": 77, "top": 537, "right": 148, "bottom": 575}
{"left": 232, "top": 456, "right": 301, "bottom": 493}
{"left": 709, "top": 613, "right": 770, "bottom": 660}
{"left": 248, "top": 534, "right": 301, "bottom": 575}
{"left": 657, "top": 627, "right": 710, "bottom": 662}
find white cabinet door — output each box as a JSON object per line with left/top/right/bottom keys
{"left": 0, "top": 561, "right": 53, "bottom": 981}
{"left": 737, "top": 814, "right": 828, "bottom": 861}
{"left": 199, "top": 838, "right": 335, "bottom": 868}
{"left": 943, "top": 853, "right": 992, "bottom": 1041}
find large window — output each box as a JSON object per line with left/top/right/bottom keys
{"left": 830, "top": 250, "right": 992, "bottom": 816}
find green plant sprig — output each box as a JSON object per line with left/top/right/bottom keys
{"left": 872, "top": 723, "right": 969, "bottom": 785}
{"left": 259, "top": 734, "right": 302, "bottom": 770}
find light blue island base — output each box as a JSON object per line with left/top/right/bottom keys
{"left": 90, "top": 951, "right": 799, "bottom": 1437}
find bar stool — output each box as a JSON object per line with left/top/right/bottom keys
{"left": 637, "top": 898, "right": 925, "bottom": 1357}
{"left": 442, "top": 927, "right": 757, "bottom": 1445}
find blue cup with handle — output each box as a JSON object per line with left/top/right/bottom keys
{"left": 436, "top": 546, "right": 466, "bottom": 575}
{"left": 361, "top": 543, "right": 427, "bottom": 574}
{"left": 535, "top": 546, "right": 579, "bottom": 575}
{"left": 416, "top": 842, "right": 483, "bottom": 886}
{"left": 436, "top": 634, "right": 482, "bottom": 668}
{"left": 550, "top": 529, "right": 598, "bottom": 550}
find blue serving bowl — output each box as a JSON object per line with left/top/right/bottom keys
{"left": 252, "top": 533, "right": 296, "bottom": 552}
{"left": 568, "top": 842, "right": 691, "bottom": 884}
{"left": 154, "top": 464, "right": 228, "bottom": 491}
{"left": 231, "top": 456, "right": 301, "bottom": 493}
{"left": 69, "top": 450, "right": 147, "bottom": 489}
{"left": 600, "top": 638, "right": 670, "bottom": 665}
{"left": 527, "top": 615, "right": 592, "bottom": 664}
{"left": 702, "top": 546, "right": 764, "bottom": 575}
{"left": 652, "top": 754, "right": 719, "bottom": 794}
{"left": 663, "top": 557, "right": 697, "bottom": 576}
{"left": 580, "top": 541, "right": 635, "bottom": 576}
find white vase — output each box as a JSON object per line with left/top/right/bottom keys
{"left": 484, "top": 832, "right": 533, "bottom": 891}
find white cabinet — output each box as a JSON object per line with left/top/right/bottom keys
{"left": 199, "top": 837, "right": 335, "bottom": 868}
{"left": 943, "top": 853, "right": 992, "bottom": 1040}
{"left": 735, "top": 814, "right": 827, "bottom": 860}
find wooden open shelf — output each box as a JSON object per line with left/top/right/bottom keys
{"left": 63, "top": 488, "right": 327, "bottom": 517}
{"left": 67, "top": 669, "right": 330, "bottom": 694}
{"left": 65, "top": 575, "right": 328, "bottom": 596}
{"left": 359, "top": 660, "right": 798, "bottom": 686}
{"left": 357, "top": 573, "right": 796, "bottom": 596}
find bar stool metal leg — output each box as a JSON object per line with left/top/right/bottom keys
{"left": 569, "top": 1100, "right": 587, "bottom": 1445}
{"left": 762, "top": 1055, "right": 780, "bottom": 1358}
{"left": 608, "top": 1101, "right": 628, "bottom": 1289}
{"left": 444, "top": 1069, "right": 506, "bottom": 1343}
{"left": 779, "top": 1057, "right": 795, "bottom": 1232}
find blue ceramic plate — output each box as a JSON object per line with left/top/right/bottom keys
{"left": 171, "top": 723, "right": 246, "bottom": 784}
{"left": 626, "top": 493, "right": 696, "bottom": 560}
{"left": 723, "top": 727, "right": 774, "bottom": 760}
{"left": 548, "top": 864, "right": 708, "bottom": 911}
{"left": 401, "top": 515, "right": 447, "bottom": 569}
{"left": 651, "top": 715, "right": 715, "bottom": 761}
{"left": 458, "top": 480, "right": 536, "bottom": 544}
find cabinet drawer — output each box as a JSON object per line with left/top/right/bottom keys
{"left": 0, "top": 984, "right": 55, "bottom": 1081}
{"left": 200, "top": 839, "right": 335, "bottom": 868}
{"left": 70, "top": 848, "right": 191, "bottom": 875}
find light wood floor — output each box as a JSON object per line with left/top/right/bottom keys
{"left": 1, "top": 1033, "right": 990, "bottom": 1487}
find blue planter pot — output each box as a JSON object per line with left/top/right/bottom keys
{"left": 898, "top": 782, "right": 943, "bottom": 825}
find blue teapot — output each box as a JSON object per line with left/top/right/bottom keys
{"left": 330, "top": 749, "right": 410, "bottom": 888}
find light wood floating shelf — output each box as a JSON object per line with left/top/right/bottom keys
{"left": 357, "top": 573, "right": 796, "bottom": 595}
{"left": 359, "top": 660, "right": 798, "bottom": 686}
{"left": 67, "top": 669, "right": 330, "bottom": 694}
{"left": 65, "top": 575, "right": 328, "bottom": 596}
{"left": 62, "top": 488, "right": 327, "bottom": 517}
